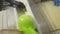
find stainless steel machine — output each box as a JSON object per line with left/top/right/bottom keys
{"left": 0, "top": 0, "right": 60, "bottom": 34}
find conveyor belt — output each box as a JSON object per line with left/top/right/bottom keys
{"left": 40, "top": 1, "right": 60, "bottom": 34}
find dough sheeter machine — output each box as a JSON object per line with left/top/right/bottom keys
{"left": 21, "top": 0, "right": 60, "bottom": 34}
{"left": 0, "top": 0, "right": 60, "bottom": 34}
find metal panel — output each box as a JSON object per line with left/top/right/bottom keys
{"left": 0, "top": 7, "right": 18, "bottom": 29}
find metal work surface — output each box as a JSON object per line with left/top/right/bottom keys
{"left": 0, "top": 29, "right": 23, "bottom": 34}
